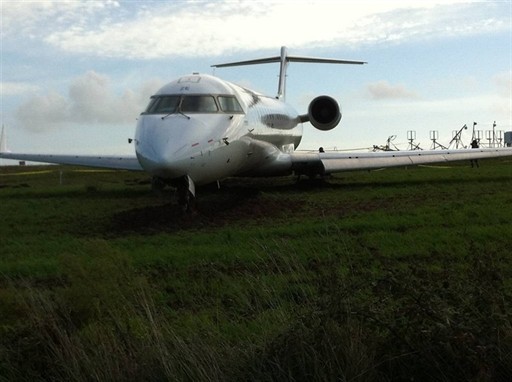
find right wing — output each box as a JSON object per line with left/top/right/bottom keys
{"left": 0, "top": 152, "right": 143, "bottom": 171}
{"left": 290, "top": 147, "right": 512, "bottom": 175}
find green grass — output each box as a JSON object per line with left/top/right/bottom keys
{"left": 1, "top": 161, "right": 511, "bottom": 381}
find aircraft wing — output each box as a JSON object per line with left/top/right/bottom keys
{"left": 0, "top": 152, "right": 143, "bottom": 171}
{"left": 290, "top": 148, "right": 512, "bottom": 175}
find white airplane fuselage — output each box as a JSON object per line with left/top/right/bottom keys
{"left": 135, "top": 73, "right": 303, "bottom": 185}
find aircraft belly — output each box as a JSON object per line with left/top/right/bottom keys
{"left": 186, "top": 140, "right": 251, "bottom": 185}
{"left": 232, "top": 138, "right": 293, "bottom": 177}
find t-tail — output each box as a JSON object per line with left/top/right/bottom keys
{"left": 0, "top": 125, "right": 8, "bottom": 154}
{"left": 212, "top": 46, "right": 367, "bottom": 101}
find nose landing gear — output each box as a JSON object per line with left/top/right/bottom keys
{"left": 151, "top": 175, "right": 197, "bottom": 213}
{"left": 172, "top": 175, "right": 196, "bottom": 213}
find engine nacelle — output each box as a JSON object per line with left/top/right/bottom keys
{"left": 300, "top": 95, "right": 341, "bottom": 131}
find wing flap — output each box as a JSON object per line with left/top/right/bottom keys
{"left": 0, "top": 152, "right": 143, "bottom": 171}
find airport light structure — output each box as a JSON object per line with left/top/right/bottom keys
{"left": 449, "top": 124, "right": 468, "bottom": 149}
{"left": 430, "top": 130, "right": 448, "bottom": 150}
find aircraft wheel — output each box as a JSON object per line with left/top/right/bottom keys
{"left": 151, "top": 176, "right": 167, "bottom": 191}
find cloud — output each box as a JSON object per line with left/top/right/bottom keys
{"left": 2, "top": 1, "right": 120, "bottom": 38}
{"left": 490, "top": 71, "right": 512, "bottom": 118}
{"left": 493, "top": 71, "right": 511, "bottom": 98}
{"left": 2, "top": 1, "right": 508, "bottom": 59}
{"left": 1, "top": 82, "right": 40, "bottom": 96}
{"left": 16, "top": 91, "right": 69, "bottom": 132}
{"left": 15, "top": 71, "right": 163, "bottom": 132}
{"left": 366, "top": 80, "right": 419, "bottom": 100}
{"left": 350, "top": 2, "right": 507, "bottom": 46}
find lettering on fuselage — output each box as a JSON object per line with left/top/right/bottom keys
{"left": 261, "top": 113, "right": 297, "bottom": 130}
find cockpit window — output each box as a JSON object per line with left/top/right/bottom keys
{"left": 181, "top": 96, "right": 218, "bottom": 113}
{"left": 218, "top": 96, "right": 244, "bottom": 113}
{"left": 142, "top": 94, "right": 244, "bottom": 115}
{"left": 145, "top": 95, "right": 180, "bottom": 114}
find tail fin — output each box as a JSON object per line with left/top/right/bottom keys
{"left": 0, "top": 125, "right": 8, "bottom": 153}
{"left": 212, "top": 46, "right": 366, "bottom": 100}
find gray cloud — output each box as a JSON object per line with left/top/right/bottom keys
{"left": 490, "top": 71, "right": 512, "bottom": 117}
{"left": 493, "top": 71, "right": 511, "bottom": 98}
{"left": 16, "top": 91, "right": 69, "bottom": 131}
{"left": 366, "top": 80, "right": 419, "bottom": 100}
{"left": 16, "top": 71, "right": 163, "bottom": 132}
{"left": 2, "top": 82, "right": 40, "bottom": 96}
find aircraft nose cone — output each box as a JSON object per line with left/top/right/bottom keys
{"left": 136, "top": 141, "right": 187, "bottom": 178}
{"left": 135, "top": 116, "right": 201, "bottom": 178}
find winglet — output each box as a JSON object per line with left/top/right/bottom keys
{"left": 212, "top": 46, "right": 366, "bottom": 101}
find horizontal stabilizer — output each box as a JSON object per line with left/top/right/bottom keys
{"left": 212, "top": 46, "right": 366, "bottom": 100}
{"left": 212, "top": 55, "right": 366, "bottom": 68}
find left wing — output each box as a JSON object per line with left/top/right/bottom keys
{"left": 0, "top": 152, "right": 143, "bottom": 171}
{"left": 290, "top": 148, "right": 512, "bottom": 176}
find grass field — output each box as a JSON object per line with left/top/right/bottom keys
{"left": 1, "top": 159, "right": 511, "bottom": 381}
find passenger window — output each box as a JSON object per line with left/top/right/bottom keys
{"left": 218, "top": 96, "right": 243, "bottom": 113}
{"left": 181, "top": 96, "right": 218, "bottom": 113}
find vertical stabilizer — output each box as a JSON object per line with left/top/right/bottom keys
{"left": 0, "top": 125, "right": 8, "bottom": 166}
{"left": 212, "top": 46, "right": 366, "bottom": 101}
{"left": 277, "top": 46, "right": 289, "bottom": 100}
{"left": 0, "top": 125, "right": 8, "bottom": 153}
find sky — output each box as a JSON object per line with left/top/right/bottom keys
{"left": 1, "top": 0, "right": 511, "bottom": 158}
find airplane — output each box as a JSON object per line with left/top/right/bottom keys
{"left": 2, "top": 46, "right": 512, "bottom": 211}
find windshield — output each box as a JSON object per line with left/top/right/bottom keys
{"left": 144, "top": 95, "right": 180, "bottom": 114}
{"left": 181, "top": 96, "right": 218, "bottom": 113}
{"left": 218, "top": 96, "right": 243, "bottom": 113}
{"left": 143, "top": 94, "right": 244, "bottom": 115}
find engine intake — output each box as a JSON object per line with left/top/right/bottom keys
{"left": 300, "top": 95, "right": 341, "bottom": 131}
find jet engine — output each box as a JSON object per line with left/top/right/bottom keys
{"left": 300, "top": 95, "right": 341, "bottom": 131}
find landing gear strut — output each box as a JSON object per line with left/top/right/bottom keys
{"left": 152, "top": 175, "right": 197, "bottom": 213}
{"left": 173, "top": 175, "right": 196, "bottom": 213}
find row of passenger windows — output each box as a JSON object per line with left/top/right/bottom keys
{"left": 143, "top": 95, "right": 244, "bottom": 114}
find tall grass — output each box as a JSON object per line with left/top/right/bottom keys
{"left": 3, "top": 247, "right": 510, "bottom": 381}
{"left": 1, "top": 161, "right": 511, "bottom": 380}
